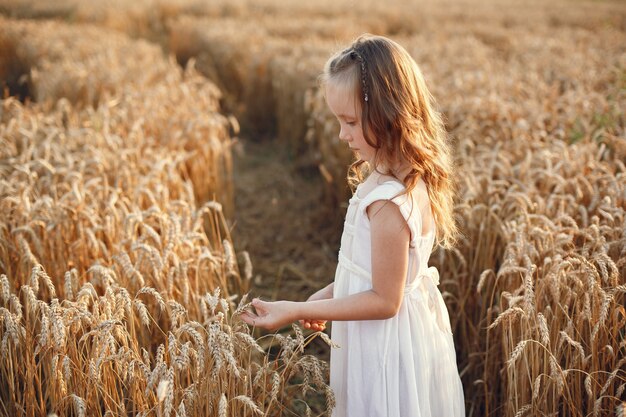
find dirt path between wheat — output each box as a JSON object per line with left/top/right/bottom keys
{"left": 230, "top": 138, "right": 340, "bottom": 306}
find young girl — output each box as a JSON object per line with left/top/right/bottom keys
{"left": 241, "top": 34, "right": 465, "bottom": 417}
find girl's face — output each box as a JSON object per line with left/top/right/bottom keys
{"left": 325, "top": 81, "right": 376, "bottom": 163}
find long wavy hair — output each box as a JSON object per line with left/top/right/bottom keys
{"left": 321, "top": 34, "right": 458, "bottom": 249}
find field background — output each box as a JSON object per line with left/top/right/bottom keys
{"left": 0, "top": 0, "right": 625, "bottom": 416}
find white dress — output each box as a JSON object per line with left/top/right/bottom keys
{"left": 330, "top": 178, "right": 465, "bottom": 417}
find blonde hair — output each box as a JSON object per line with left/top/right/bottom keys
{"left": 321, "top": 34, "right": 459, "bottom": 249}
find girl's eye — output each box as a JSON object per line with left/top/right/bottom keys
{"left": 347, "top": 121, "right": 356, "bottom": 126}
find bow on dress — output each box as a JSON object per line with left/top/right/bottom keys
{"left": 404, "top": 266, "right": 452, "bottom": 335}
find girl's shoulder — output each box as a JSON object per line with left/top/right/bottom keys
{"left": 354, "top": 173, "right": 434, "bottom": 238}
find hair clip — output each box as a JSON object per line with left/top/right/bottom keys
{"left": 349, "top": 49, "right": 369, "bottom": 104}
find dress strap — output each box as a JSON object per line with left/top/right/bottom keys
{"left": 357, "top": 180, "right": 405, "bottom": 218}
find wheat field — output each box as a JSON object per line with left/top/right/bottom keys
{"left": 0, "top": 0, "right": 625, "bottom": 416}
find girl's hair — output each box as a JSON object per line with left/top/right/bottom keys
{"left": 321, "top": 34, "right": 458, "bottom": 249}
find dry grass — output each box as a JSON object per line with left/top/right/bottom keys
{"left": 449, "top": 137, "right": 625, "bottom": 416}
{"left": 0, "top": 18, "right": 333, "bottom": 417}
{"left": 0, "top": 17, "right": 234, "bottom": 214}
{"left": 0, "top": 16, "right": 170, "bottom": 107}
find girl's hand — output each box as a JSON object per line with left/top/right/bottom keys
{"left": 298, "top": 289, "right": 330, "bottom": 331}
{"left": 299, "top": 319, "right": 327, "bottom": 332}
{"left": 240, "top": 298, "right": 296, "bottom": 331}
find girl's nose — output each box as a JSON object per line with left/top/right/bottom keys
{"left": 338, "top": 127, "right": 350, "bottom": 142}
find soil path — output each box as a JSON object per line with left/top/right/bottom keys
{"left": 230, "top": 138, "right": 340, "bottom": 304}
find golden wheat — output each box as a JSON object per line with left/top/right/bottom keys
{"left": 0, "top": 16, "right": 333, "bottom": 417}
{"left": 1, "top": 0, "right": 624, "bottom": 416}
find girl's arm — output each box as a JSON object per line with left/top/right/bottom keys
{"left": 241, "top": 200, "right": 410, "bottom": 330}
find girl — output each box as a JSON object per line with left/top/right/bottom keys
{"left": 241, "top": 34, "right": 465, "bottom": 417}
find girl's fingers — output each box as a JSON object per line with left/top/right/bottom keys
{"left": 252, "top": 298, "right": 266, "bottom": 308}
{"left": 240, "top": 312, "right": 256, "bottom": 326}
{"left": 251, "top": 298, "right": 261, "bottom": 310}
{"left": 300, "top": 319, "right": 327, "bottom": 331}
{"left": 309, "top": 321, "right": 325, "bottom": 331}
